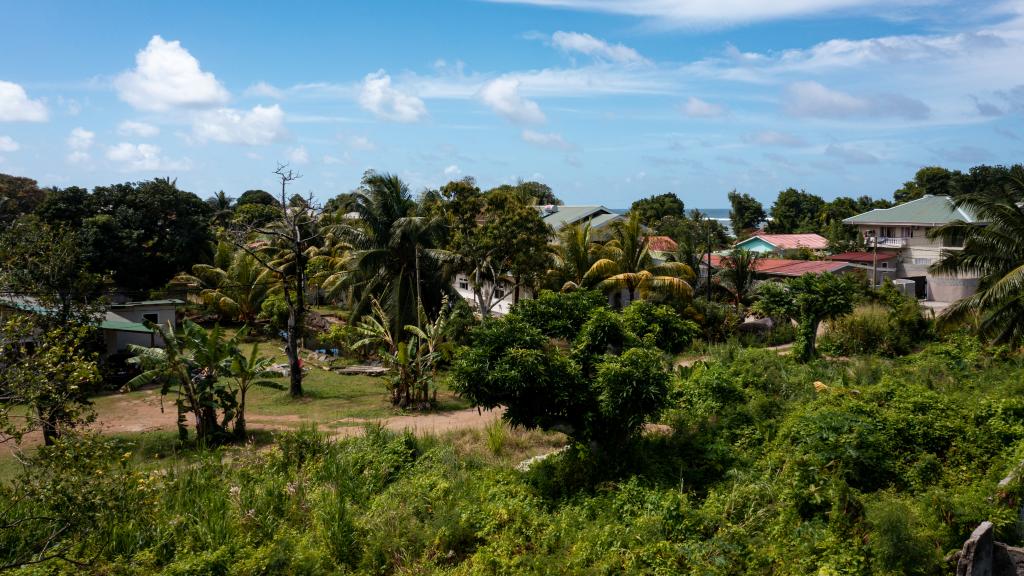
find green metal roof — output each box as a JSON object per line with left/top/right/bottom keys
{"left": 843, "top": 195, "right": 980, "bottom": 226}
{"left": 540, "top": 205, "right": 623, "bottom": 231}
{"left": 111, "top": 299, "right": 184, "bottom": 307}
{"left": 100, "top": 320, "right": 154, "bottom": 333}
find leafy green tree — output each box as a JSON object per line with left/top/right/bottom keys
{"left": 0, "top": 173, "right": 44, "bottom": 223}
{"left": 768, "top": 188, "right": 826, "bottom": 234}
{"left": 0, "top": 319, "right": 100, "bottom": 446}
{"left": 893, "top": 166, "right": 957, "bottom": 203}
{"left": 929, "top": 167, "right": 1024, "bottom": 342}
{"left": 237, "top": 189, "right": 278, "bottom": 206}
{"left": 717, "top": 248, "right": 760, "bottom": 309}
{"left": 487, "top": 180, "right": 561, "bottom": 205}
{"left": 232, "top": 203, "right": 280, "bottom": 227}
{"left": 508, "top": 289, "right": 606, "bottom": 341}
{"left": 728, "top": 190, "right": 766, "bottom": 236}
{"left": 587, "top": 212, "right": 694, "bottom": 306}
{"left": 630, "top": 192, "right": 685, "bottom": 226}
{"left": 205, "top": 190, "right": 235, "bottom": 226}
{"left": 754, "top": 273, "right": 857, "bottom": 361}
{"left": 127, "top": 320, "right": 242, "bottom": 442}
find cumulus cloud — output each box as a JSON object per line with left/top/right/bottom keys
{"left": 66, "top": 127, "right": 94, "bottom": 164}
{"left": 288, "top": 145, "right": 309, "bottom": 164}
{"left": 115, "top": 35, "right": 230, "bottom": 111}
{"left": 745, "top": 130, "right": 808, "bottom": 147}
{"left": 192, "top": 104, "right": 287, "bottom": 145}
{"left": 550, "top": 31, "right": 648, "bottom": 64}
{"left": 682, "top": 96, "right": 726, "bottom": 118}
{"left": 107, "top": 142, "right": 191, "bottom": 171}
{"left": 784, "top": 80, "right": 929, "bottom": 120}
{"left": 118, "top": 120, "right": 160, "bottom": 137}
{"left": 0, "top": 81, "right": 48, "bottom": 122}
{"left": 0, "top": 136, "right": 19, "bottom": 153}
{"left": 444, "top": 164, "right": 461, "bottom": 176}
{"left": 358, "top": 70, "right": 427, "bottom": 122}
{"left": 521, "top": 129, "right": 570, "bottom": 148}
{"left": 480, "top": 77, "right": 546, "bottom": 124}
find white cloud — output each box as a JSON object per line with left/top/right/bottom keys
{"left": 825, "top": 143, "right": 880, "bottom": 164}
{"left": 444, "top": 164, "right": 461, "bottom": 176}
{"left": 784, "top": 80, "right": 929, "bottom": 119}
{"left": 0, "top": 136, "right": 19, "bottom": 152}
{"left": 106, "top": 142, "right": 191, "bottom": 171}
{"left": 66, "top": 127, "right": 94, "bottom": 164}
{"left": 550, "top": 31, "right": 648, "bottom": 64}
{"left": 521, "top": 129, "right": 570, "bottom": 148}
{"left": 118, "top": 120, "right": 160, "bottom": 138}
{"left": 485, "top": 0, "right": 942, "bottom": 27}
{"left": 288, "top": 145, "right": 309, "bottom": 164}
{"left": 358, "top": 70, "right": 427, "bottom": 122}
{"left": 745, "top": 130, "right": 808, "bottom": 147}
{"left": 244, "top": 81, "right": 285, "bottom": 99}
{"left": 480, "top": 77, "right": 546, "bottom": 124}
{"left": 682, "top": 96, "right": 726, "bottom": 118}
{"left": 192, "top": 104, "right": 287, "bottom": 145}
{"left": 349, "top": 135, "right": 376, "bottom": 151}
{"left": 0, "top": 81, "right": 48, "bottom": 122}
{"left": 115, "top": 35, "right": 229, "bottom": 111}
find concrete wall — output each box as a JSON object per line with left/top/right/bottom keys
{"left": 104, "top": 330, "right": 157, "bottom": 354}
{"left": 107, "top": 304, "right": 176, "bottom": 328}
{"left": 452, "top": 274, "right": 531, "bottom": 316}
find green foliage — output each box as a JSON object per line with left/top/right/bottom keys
{"left": 621, "top": 300, "right": 700, "bottom": 353}
{"left": 768, "top": 187, "right": 826, "bottom": 234}
{"left": 258, "top": 293, "right": 289, "bottom": 332}
{"left": 508, "top": 288, "right": 606, "bottom": 340}
{"left": 230, "top": 203, "right": 279, "bottom": 227}
{"left": 754, "top": 274, "right": 857, "bottom": 361}
{"left": 820, "top": 283, "right": 932, "bottom": 357}
{"left": 630, "top": 192, "right": 685, "bottom": 225}
{"left": 728, "top": 190, "right": 766, "bottom": 236}
{"left": 688, "top": 298, "right": 743, "bottom": 343}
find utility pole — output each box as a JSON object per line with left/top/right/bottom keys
{"left": 871, "top": 231, "right": 878, "bottom": 290}
{"left": 706, "top": 218, "right": 712, "bottom": 301}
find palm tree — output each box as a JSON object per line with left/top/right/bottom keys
{"left": 335, "top": 171, "right": 456, "bottom": 335}
{"left": 127, "top": 320, "right": 241, "bottom": 442}
{"left": 718, "top": 248, "right": 760, "bottom": 309}
{"left": 228, "top": 342, "right": 282, "bottom": 439}
{"left": 930, "top": 168, "right": 1024, "bottom": 342}
{"left": 548, "top": 221, "right": 610, "bottom": 291}
{"left": 206, "top": 190, "right": 235, "bottom": 227}
{"left": 177, "top": 251, "right": 270, "bottom": 324}
{"left": 585, "top": 212, "right": 695, "bottom": 306}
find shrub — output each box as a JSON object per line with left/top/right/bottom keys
{"left": 622, "top": 300, "right": 700, "bottom": 353}
{"left": 508, "top": 289, "right": 606, "bottom": 340}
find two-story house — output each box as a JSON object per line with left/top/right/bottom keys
{"left": 842, "top": 195, "right": 982, "bottom": 301}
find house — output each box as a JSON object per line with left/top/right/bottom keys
{"left": 0, "top": 296, "right": 182, "bottom": 356}
{"left": 452, "top": 272, "right": 526, "bottom": 316}
{"left": 646, "top": 235, "right": 678, "bottom": 257}
{"left": 539, "top": 205, "right": 625, "bottom": 234}
{"left": 842, "top": 194, "right": 982, "bottom": 301}
{"left": 706, "top": 255, "right": 855, "bottom": 279}
{"left": 734, "top": 233, "right": 829, "bottom": 255}
{"left": 103, "top": 299, "right": 183, "bottom": 354}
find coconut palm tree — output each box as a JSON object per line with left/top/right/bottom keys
{"left": 585, "top": 212, "right": 695, "bottom": 306}
{"left": 548, "top": 221, "right": 611, "bottom": 292}
{"left": 177, "top": 251, "right": 270, "bottom": 324}
{"left": 717, "top": 248, "right": 760, "bottom": 309}
{"left": 335, "top": 171, "right": 457, "bottom": 335}
{"left": 930, "top": 168, "right": 1024, "bottom": 343}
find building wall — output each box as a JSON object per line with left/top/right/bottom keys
{"left": 104, "top": 330, "right": 157, "bottom": 354}
{"left": 855, "top": 225, "right": 979, "bottom": 301}
{"left": 452, "top": 274, "right": 531, "bottom": 316}
{"left": 107, "top": 304, "right": 176, "bottom": 327}
{"left": 735, "top": 237, "right": 777, "bottom": 253}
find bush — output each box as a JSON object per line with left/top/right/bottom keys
{"left": 820, "top": 283, "right": 932, "bottom": 357}
{"left": 687, "top": 298, "right": 742, "bottom": 343}
{"left": 508, "top": 289, "right": 606, "bottom": 340}
{"left": 622, "top": 300, "right": 700, "bottom": 353}
{"left": 258, "top": 293, "right": 289, "bottom": 334}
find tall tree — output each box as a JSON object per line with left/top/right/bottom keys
{"left": 237, "top": 189, "right": 278, "bottom": 206}
{"left": 630, "top": 192, "right": 685, "bottom": 226}
{"left": 728, "top": 190, "right": 766, "bottom": 236}
{"left": 893, "top": 166, "right": 958, "bottom": 203}
{"left": 231, "top": 165, "right": 320, "bottom": 397}
{"left": 929, "top": 167, "right": 1024, "bottom": 343}
{"left": 768, "top": 188, "right": 826, "bottom": 234}
{"left": 206, "top": 190, "right": 235, "bottom": 226}
{"left": 0, "top": 173, "right": 44, "bottom": 223}
{"left": 175, "top": 251, "right": 270, "bottom": 324}
{"left": 717, "top": 248, "right": 760, "bottom": 310}
{"left": 754, "top": 273, "right": 856, "bottom": 361}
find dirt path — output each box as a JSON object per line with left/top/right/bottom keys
{"left": 675, "top": 342, "right": 795, "bottom": 368}
{"left": 88, "top": 389, "right": 502, "bottom": 438}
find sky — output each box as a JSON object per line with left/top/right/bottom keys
{"left": 1, "top": 0, "right": 1023, "bottom": 208}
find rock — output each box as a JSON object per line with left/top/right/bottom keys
{"left": 957, "top": 521, "right": 994, "bottom": 576}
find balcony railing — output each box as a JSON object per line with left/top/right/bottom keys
{"left": 868, "top": 237, "right": 907, "bottom": 248}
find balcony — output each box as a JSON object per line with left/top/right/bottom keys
{"left": 868, "top": 236, "right": 907, "bottom": 248}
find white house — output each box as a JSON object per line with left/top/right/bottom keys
{"left": 842, "top": 195, "right": 982, "bottom": 301}
{"left": 102, "top": 299, "right": 183, "bottom": 353}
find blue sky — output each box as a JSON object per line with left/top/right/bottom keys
{"left": 1, "top": 0, "right": 1023, "bottom": 208}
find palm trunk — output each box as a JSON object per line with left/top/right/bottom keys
{"left": 234, "top": 387, "right": 248, "bottom": 439}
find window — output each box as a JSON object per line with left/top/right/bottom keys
{"left": 880, "top": 262, "right": 889, "bottom": 269}
{"left": 912, "top": 257, "right": 933, "bottom": 265}
{"left": 458, "top": 281, "right": 468, "bottom": 290}
{"left": 142, "top": 312, "right": 159, "bottom": 324}
{"left": 494, "top": 288, "right": 505, "bottom": 299}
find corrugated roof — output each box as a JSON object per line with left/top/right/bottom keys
{"left": 646, "top": 235, "right": 679, "bottom": 252}
{"left": 540, "top": 205, "right": 623, "bottom": 231}
{"left": 708, "top": 256, "right": 851, "bottom": 276}
{"left": 843, "top": 195, "right": 980, "bottom": 226}
{"left": 100, "top": 320, "right": 154, "bottom": 333}
{"left": 828, "top": 251, "right": 897, "bottom": 263}
{"left": 111, "top": 299, "right": 184, "bottom": 307}
{"left": 736, "top": 233, "right": 828, "bottom": 250}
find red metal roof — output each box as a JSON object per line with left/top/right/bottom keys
{"left": 739, "top": 233, "right": 829, "bottom": 250}
{"left": 828, "top": 251, "right": 897, "bottom": 263}
{"left": 646, "top": 235, "right": 679, "bottom": 252}
{"left": 707, "top": 256, "right": 851, "bottom": 277}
